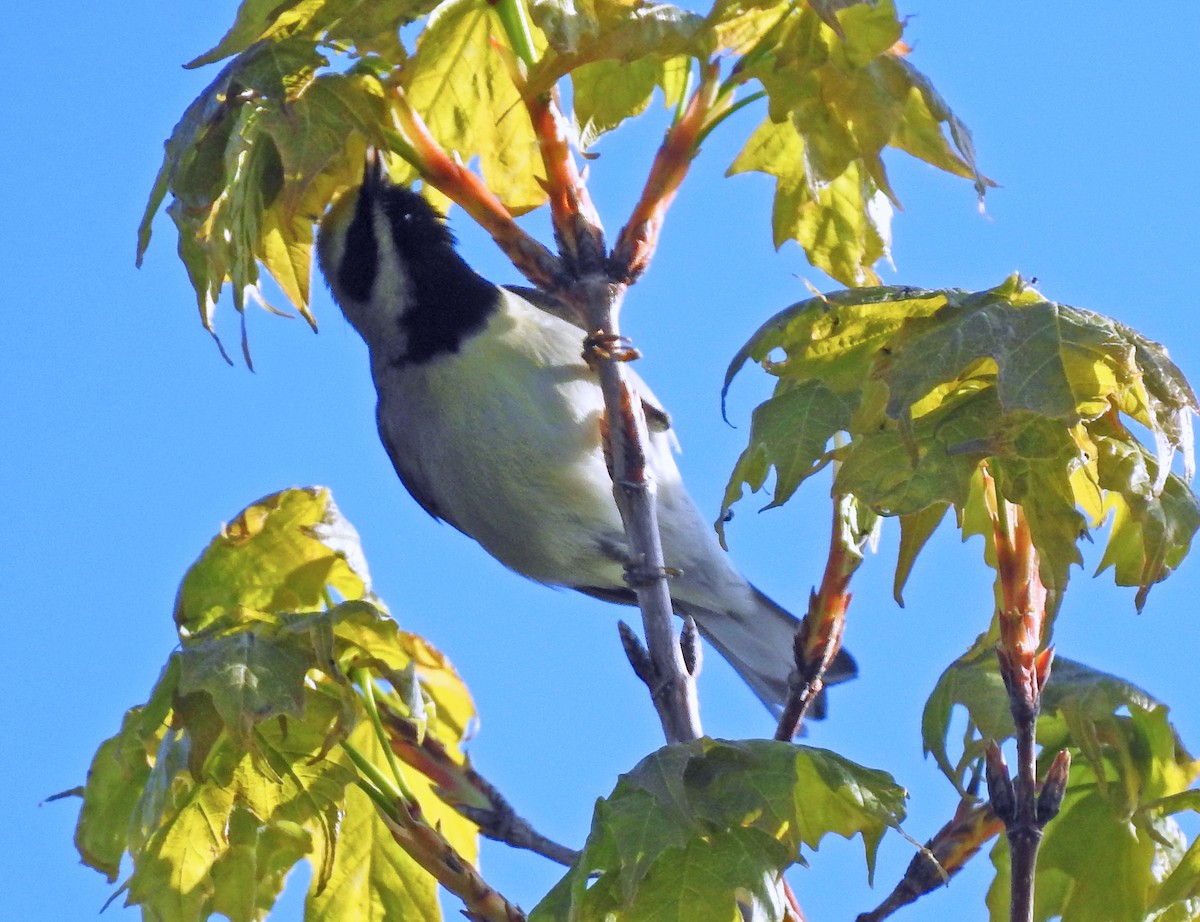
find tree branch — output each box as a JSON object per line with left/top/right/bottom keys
{"left": 610, "top": 61, "right": 721, "bottom": 284}
{"left": 856, "top": 801, "right": 1004, "bottom": 922}
{"left": 775, "top": 494, "right": 869, "bottom": 740}
{"left": 576, "top": 285, "right": 702, "bottom": 743}
{"left": 388, "top": 87, "right": 570, "bottom": 294}
{"left": 377, "top": 700, "right": 580, "bottom": 866}
{"left": 393, "top": 41, "right": 706, "bottom": 743}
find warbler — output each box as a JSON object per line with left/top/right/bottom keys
{"left": 316, "top": 152, "right": 855, "bottom": 717}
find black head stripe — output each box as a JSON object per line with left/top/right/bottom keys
{"left": 377, "top": 188, "right": 501, "bottom": 364}
{"left": 338, "top": 187, "right": 379, "bottom": 303}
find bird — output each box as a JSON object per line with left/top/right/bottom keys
{"left": 315, "top": 150, "right": 856, "bottom": 718}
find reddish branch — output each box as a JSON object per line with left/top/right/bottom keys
{"left": 857, "top": 801, "right": 1005, "bottom": 921}
{"left": 379, "top": 701, "right": 580, "bottom": 867}
{"left": 982, "top": 471, "right": 1069, "bottom": 922}
{"left": 775, "top": 496, "right": 860, "bottom": 740}
{"left": 611, "top": 62, "right": 721, "bottom": 283}
{"left": 390, "top": 89, "right": 569, "bottom": 294}
{"left": 524, "top": 87, "right": 606, "bottom": 272}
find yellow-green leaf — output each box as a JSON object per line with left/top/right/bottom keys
{"left": 532, "top": 739, "right": 906, "bottom": 922}
{"left": 175, "top": 487, "right": 369, "bottom": 636}
{"left": 723, "top": 278, "right": 1199, "bottom": 602}
{"left": 728, "top": 116, "right": 893, "bottom": 286}
{"left": 404, "top": 0, "right": 546, "bottom": 214}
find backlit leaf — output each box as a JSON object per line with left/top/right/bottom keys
{"left": 531, "top": 739, "right": 906, "bottom": 922}
{"left": 403, "top": 0, "right": 546, "bottom": 214}
{"left": 74, "top": 488, "right": 478, "bottom": 921}
{"left": 723, "top": 277, "right": 1199, "bottom": 604}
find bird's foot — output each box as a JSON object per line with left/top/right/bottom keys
{"left": 583, "top": 331, "right": 641, "bottom": 368}
{"left": 623, "top": 559, "right": 683, "bottom": 588}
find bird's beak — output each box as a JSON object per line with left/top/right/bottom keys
{"left": 362, "top": 147, "right": 389, "bottom": 190}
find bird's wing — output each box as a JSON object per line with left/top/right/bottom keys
{"left": 376, "top": 401, "right": 452, "bottom": 524}
{"left": 503, "top": 284, "right": 673, "bottom": 434}
{"left": 502, "top": 285, "right": 585, "bottom": 329}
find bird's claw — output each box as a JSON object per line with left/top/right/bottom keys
{"left": 583, "top": 331, "right": 642, "bottom": 368}
{"left": 623, "top": 560, "right": 682, "bottom": 588}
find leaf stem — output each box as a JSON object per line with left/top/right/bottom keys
{"left": 342, "top": 739, "right": 407, "bottom": 808}
{"left": 695, "top": 89, "right": 766, "bottom": 149}
{"left": 492, "top": 0, "right": 539, "bottom": 69}
{"left": 354, "top": 667, "right": 421, "bottom": 806}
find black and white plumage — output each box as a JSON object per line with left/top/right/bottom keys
{"left": 316, "top": 154, "right": 855, "bottom": 717}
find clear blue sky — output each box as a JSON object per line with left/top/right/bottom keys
{"left": 5, "top": 3, "right": 1199, "bottom": 920}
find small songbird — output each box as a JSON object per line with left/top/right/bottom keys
{"left": 316, "top": 151, "right": 855, "bottom": 717}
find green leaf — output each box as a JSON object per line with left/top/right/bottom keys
{"left": 75, "top": 488, "right": 478, "bottom": 919}
{"left": 723, "top": 277, "right": 1199, "bottom": 602}
{"left": 527, "top": 0, "right": 703, "bottom": 87}
{"left": 987, "top": 704, "right": 1198, "bottom": 922}
{"left": 531, "top": 739, "right": 906, "bottom": 922}
{"left": 722, "top": 285, "right": 946, "bottom": 398}
{"left": 177, "top": 628, "right": 314, "bottom": 746}
{"left": 571, "top": 55, "right": 689, "bottom": 149}
{"left": 72, "top": 657, "right": 180, "bottom": 881}
{"left": 1145, "top": 794, "right": 1200, "bottom": 912}
{"left": 717, "top": 380, "right": 857, "bottom": 542}
{"left": 404, "top": 0, "right": 546, "bottom": 214}
{"left": 728, "top": 116, "right": 892, "bottom": 286}
{"left": 186, "top": 0, "right": 435, "bottom": 69}
{"left": 175, "top": 486, "right": 369, "bottom": 636}
{"left": 894, "top": 501, "right": 949, "bottom": 605}
{"left": 721, "top": 0, "right": 988, "bottom": 284}
{"left": 1094, "top": 423, "right": 1200, "bottom": 610}
{"left": 921, "top": 650, "right": 1195, "bottom": 801}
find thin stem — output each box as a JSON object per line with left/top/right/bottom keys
{"left": 694, "top": 90, "right": 766, "bottom": 149}
{"left": 342, "top": 740, "right": 407, "bottom": 807}
{"left": 353, "top": 667, "right": 420, "bottom": 805}
{"left": 610, "top": 61, "right": 721, "bottom": 283}
{"left": 492, "top": 0, "right": 539, "bottom": 68}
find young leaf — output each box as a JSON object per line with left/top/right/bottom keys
{"left": 403, "top": 0, "right": 547, "bottom": 214}
{"left": 531, "top": 738, "right": 906, "bottom": 922}
{"left": 186, "top": 0, "right": 435, "bottom": 68}
{"left": 174, "top": 486, "right": 369, "bottom": 636}
{"left": 723, "top": 277, "right": 1199, "bottom": 604}
{"left": 526, "top": 0, "right": 704, "bottom": 88}
{"left": 727, "top": 117, "right": 894, "bottom": 287}
{"left": 722, "top": 0, "right": 988, "bottom": 285}
{"left": 74, "top": 488, "right": 478, "bottom": 920}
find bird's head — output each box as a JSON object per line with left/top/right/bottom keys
{"left": 317, "top": 150, "right": 498, "bottom": 363}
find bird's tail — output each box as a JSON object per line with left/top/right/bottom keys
{"left": 678, "top": 587, "right": 856, "bottom": 720}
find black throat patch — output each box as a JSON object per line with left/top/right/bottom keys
{"left": 377, "top": 187, "right": 500, "bottom": 365}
